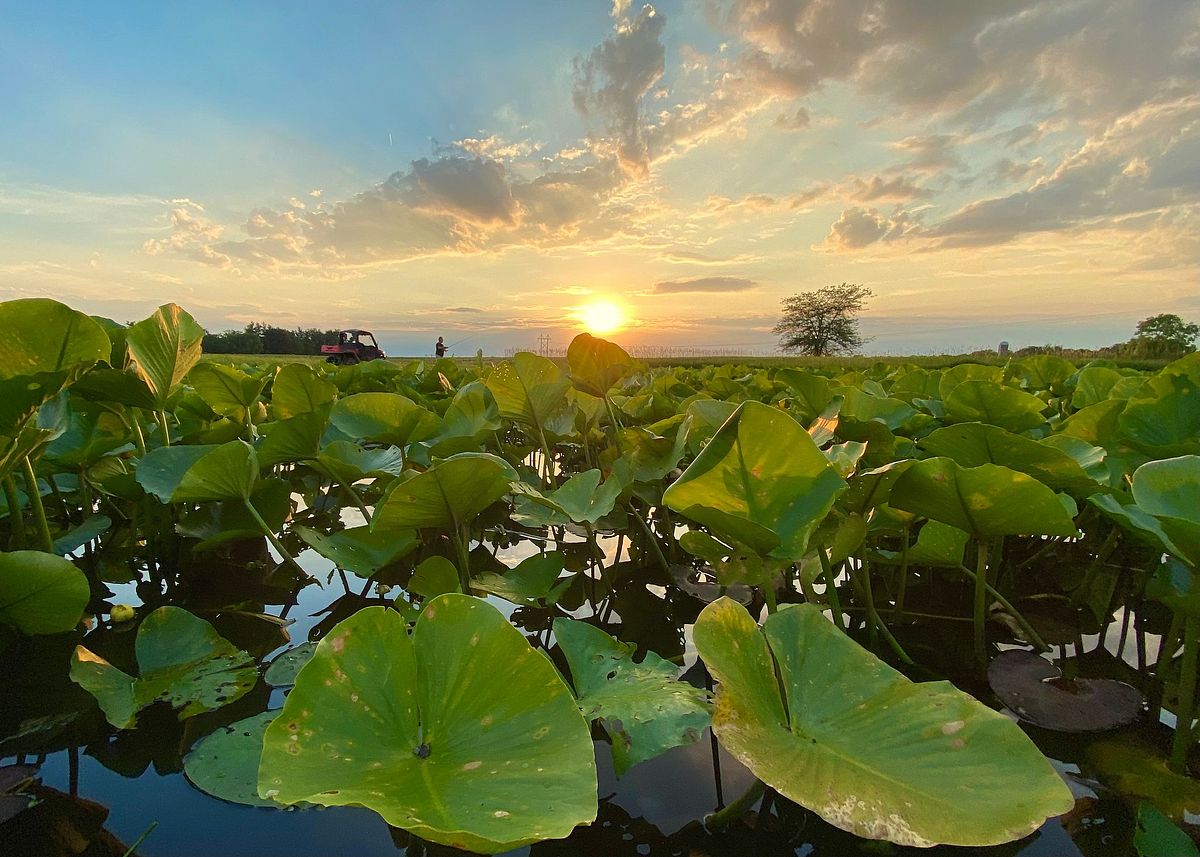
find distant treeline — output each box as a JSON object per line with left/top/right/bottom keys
{"left": 202, "top": 323, "right": 341, "bottom": 355}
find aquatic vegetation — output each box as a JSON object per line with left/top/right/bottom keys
{"left": 2, "top": 296, "right": 1199, "bottom": 854}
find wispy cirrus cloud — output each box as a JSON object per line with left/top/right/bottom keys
{"left": 651, "top": 275, "right": 757, "bottom": 294}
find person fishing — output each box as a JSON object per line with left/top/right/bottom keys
{"left": 435, "top": 336, "right": 447, "bottom": 358}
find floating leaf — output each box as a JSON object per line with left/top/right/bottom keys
{"left": 554, "top": 618, "right": 710, "bottom": 775}
{"left": 258, "top": 597, "right": 597, "bottom": 852}
{"left": 184, "top": 711, "right": 281, "bottom": 807}
{"left": 1134, "top": 803, "right": 1200, "bottom": 857}
{"left": 0, "top": 551, "right": 90, "bottom": 636}
{"left": 70, "top": 606, "right": 258, "bottom": 729}
{"left": 296, "top": 526, "right": 418, "bottom": 578}
{"left": 473, "top": 552, "right": 569, "bottom": 607}
{"left": 265, "top": 644, "right": 319, "bottom": 688}
{"left": 987, "top": 650, "right": 1141, "bottom": 732}
{"left": 408, "top": 556, "right": 462, "bottom": 600}
{"left": 694, "top": 598, "right": 1073, "bottom": 847}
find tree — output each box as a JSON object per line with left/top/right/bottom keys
{"left": 1125, "top": 313, "right": 1198, "bottom": 358}
{"left": 774, "top": 283, "right": 873, "bottom": 356}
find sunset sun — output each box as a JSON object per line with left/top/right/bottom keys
{"left": 577, "top": 300, "right": 625, "bottom": 335}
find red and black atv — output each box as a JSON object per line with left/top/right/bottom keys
{"left": 321, "top": 329, "right": 386, "bottom": 365}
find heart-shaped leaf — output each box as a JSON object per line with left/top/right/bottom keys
{"left": 258, "top": 597, "right": 597, "bottom": 852}
{"left": 694, "top": 598, "right": 1073, "bottom": 847}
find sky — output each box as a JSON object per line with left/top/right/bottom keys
{"left": 1, "top": 0, "right": 1198, "bottom": 356}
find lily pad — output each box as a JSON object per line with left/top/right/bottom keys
{"left": 566, "top": 333, "right": 640, "bottom": 398}
{"left": 70, "top": 606, "right": 258, "bottom": 729}
{"left": 693, "top": 598, "right": 1074, "bottom": 847}
{"left": 987, "top": 650, "right": 1142, "bottom": 732}
{"left": 330, "top": 393, "right": 442, "bottom": 448}
{"left": 296, "top": 526, "right": 418, "bottom": 578}
{"left": 554, "top": 618, "right": 710, "bottom": 776}
{"left": 0, "top": 550, "right": 90, "bottom": 636}
{"left": 265, "top": 644, "right": 319, "bottom": 688}
{"left": 258, "top": 597, "right": 597, "bottom": 852}
{"left": 473, "top": 552, "right": 570, "bottom": 607}
{"left": 125, "top": 303, "right": 205, "bottom": 411}
{"left": 184, "top": 711, "right": 281, "bottom": 807}
{"left": 408, "top": 556, "right": 462, "bottom": 600}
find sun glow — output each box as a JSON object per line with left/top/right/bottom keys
{"left": 577, "top": 300, "right": 625, "bottom": 335}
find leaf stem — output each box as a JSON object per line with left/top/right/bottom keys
{"left": 704, "top": 780, "right": 766, "bottom": 830}
{"left": 817, "top": 547, "right": 845, "bottom": 631}
{"left": 21, "top": 457, "right": 53, "bottom": 553}
{"left": 1171, "top": 613, "right": 1199, "bottom": 773}
{"left": 3, "top": 476, "right": 26, "bottom": 549}
{"left": 956, "top": 562, "right": 1050, "bottom": 652}
{"left": 242, "top": 497, "right": 309, "bottom": 581}
{"left": 974, "top": 539, "right": 990, "bottom": 671}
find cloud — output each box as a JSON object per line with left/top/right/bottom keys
{"left": 652, "top": 275, "right": 757, "bottom": 293}
{"left": 930, "top": 95, "right": 1200, "bottom": 247}
{"left": 453, "top": 135, "right": 541, "bottom": 161}
{"left": 573, "top": 5, "right": 666, "bottom": 177}
{"left": 774, "top": 107, "right": 810, "bottom": 130}
{"left": 847, "top": 175, "right": 929, "bottom": 202}
{"left": 821, "top": 206, "right": 916, "bottom": 251}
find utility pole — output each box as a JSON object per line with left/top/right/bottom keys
{"left": 537, "top": 334, "right": 551, "bottom": 357}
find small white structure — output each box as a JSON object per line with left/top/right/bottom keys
{"left": 998, "top": 340, "right": 1010, "bottom": 356}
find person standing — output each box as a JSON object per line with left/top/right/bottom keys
{"left": 435, "top": 336, "right": 446, "bottom": 358}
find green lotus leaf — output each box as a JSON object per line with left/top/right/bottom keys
{"left": 313, "top": 440, "right": 405, "bottom": 483}
{"left": 1061, "top": 398, "right": 1125, "bottom": 448}
{"left": 920, "top": 422, "right": 1102, "bottom": 496}
{"left": 177, "top": 478, "right": 291, "bottom": 551}
{"left": 43, "top": 399, "right": 131, "bottom": 469}
{"left": 776, "top": 369, "right": 834, "bottom": 422}
{"left": 874, "top": 520, "right": 969, "bottom": 568}
{"left": 330, "top": 393, "right": 442, "bottom": 447}
{"left": 683, "top": 399, "right": 737, "bottom": 453}
{"left": 1135, "top": 803, "right": 1200, "bottom": 857}
{"left": 566, "top": 333, "right": 640, "bottom": 398}
{"left": 257, "top": 410, "right": 329, "bottom": 467}
{"left": 840, "top": 459, "right": 916, "bottom": 516}
{"left": 891, "top": 458, "right": 1078, "bottom": 539}
{"left": 554, "top": 618, "right": 710, "bottom": 776}
{"left": 1132, "top": 456, "right": 1200, "bottom": 523}
{"left": 613, "top": 418, "right": 691, "bottom": 483}
{"left": 425, "top": 381, "right": 502, "bottom": 457}
{"left": 1088, "top": 494, "right": 1189, "bottom": 565}
{"left": 1041, "top": 434, "right": 1110, "bottom": 484}
{"left": 52, "top": 514, "right": 113, "bottom": 556}
{"left": 943, "top": 380, "right": 1048, "bottom": 433}
{"left": 511, "top": 468, "right": 627, "bottom": 526}
{"left": 184, "top": 711, "right": 282, "bottom": 807}
{"left": 836, "top": 388, "right": 916, "bottom": 431}
{"left": 694, "top": 598, "right": 1073, "bottom": 847}
{"left": 137, "top": 440, "right": 258, "bottom": 503}
{"left": 1146, "top": 559, "right": 1200, "bottom": 617}
{"left": 823, "top": 440, "right": 867, "bottom": 478}
{"left": 1084, "top": 738, "right": 1200, "bottom": 824}
{"left": 1010, "top": 355, "right": 1075, "bottom": 393}
{"left": 408, "top": 556, "right": 463, "bottom": 600}
{"left": 265, "top": 643, "right": 319, "bottom": 688}
{"left": 0, "top": 550, "right": 90, "bottom": 635}
{"left": 188, "top": 363, "right": 268, "bottom": 424}
{"left": 125, "top": 304, "right": 205, "bottom": 411}
{"left": 372, "top": 453, "right": 517, "bottom": 534}
{"left": 258, "top": 597, "right": 597, "bottom": 852}
{"left": 473, "top": 552, "right": 569, "bottom": 607}
{"left": 938, "top": 364, "right": 1003, "bottom": 400}
{"left": 296, "top": 525, "right": 418, "bottom": 578}
{"left": 70, "top": 606, "right": 258, "bottom": 729}
{"left": 1119, "top": 392, "right": 1200, "bottom": 457}
{"left": 69, "top": 366, "right": 157, "bottom": 410}
{"left": 270, "top": 364, "right": 337, "bottom": 420}
{"left": 663, "top": 401, "right": 846, "bottom": 560}
{"left": 1072, "top": 366, "right": 1123, "bottom": 409}
{"left": 0, "top": 298, "right": 111, "bottom": 382}
{"left": 486, "top": 352, "right": 572, "bottom": 436}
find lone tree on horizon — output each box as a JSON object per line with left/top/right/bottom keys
{"left": 774, "top": 283, "right": 873, "bottom": 356}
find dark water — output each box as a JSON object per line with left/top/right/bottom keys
{"left": 0, "top": 531, "right": 1154, "bottom": 857}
